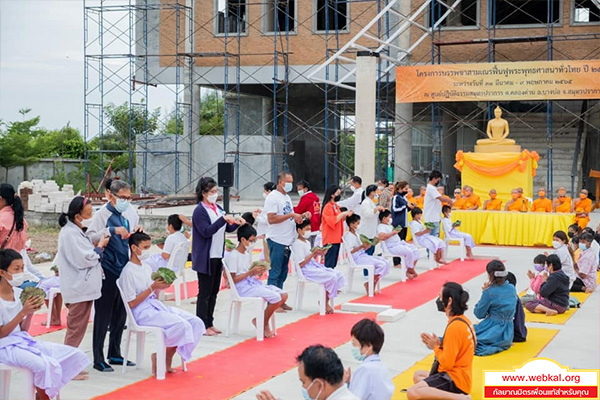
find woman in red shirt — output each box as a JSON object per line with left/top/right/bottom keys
{"left": 320, "top": 185, "right": 353, "bottom": 269}
{"left": 294, "top": 180, "right": 321, "bottom": 246}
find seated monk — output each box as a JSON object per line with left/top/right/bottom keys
{"left": 414, "top": 186, "right": 426, "bottom": 209}
{"left": 531, "top": 189, "right": 552, "bottom": 213}
{"left": 477, "top": 106, "right": 516, "bottom": 145}
{"left": 505, "top": 189, "right": 528, "bottom": 212}
{"left": 462, "top": 185, "right": 481, "bottom": 210}
{"left": 573, "top": 189, "right": 592, "bottom": 229}
{"left": 554, "top": 188, "right": 572, "bottom": 213}
{"left": 438, "top": 186, "right": 451, "bottom": 207}
{"left": 483, "top": 189, "right": 502, "bottom": 211}
{"left": 516, "top": 187, "right": 530, "bottom": 211}
{"left": 406, "top": 187, "right": 416, "bottom": 207}
{"left": 452, "top": 188, "right": 466, "bottom": 210}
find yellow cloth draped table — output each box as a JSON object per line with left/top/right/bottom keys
{"left": 451, "top": 210, "right": 574, "bottom": 247}
{"left": 454, "top": 150, "right": 540, "bottom": 204}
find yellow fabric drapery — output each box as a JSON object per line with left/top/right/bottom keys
{"left": 450, "top": 210, "right": 574, "bottom": 247}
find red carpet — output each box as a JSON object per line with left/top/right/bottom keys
{"left": 349, "top": 258, "right": 490, "bottom": 309}
{"left": 28, "top": 309, "right": 69, "bottom": 336}
{"left": 93, "top": 258, "right": 488, "bottom": 400}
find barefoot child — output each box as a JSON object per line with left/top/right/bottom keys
{"left": 377, "top": 210, "right": 421, "bottom": 279}
{"left": 344, "top": 214, "right": 390, "bottom": 295}
{"left": 442, "top": 205, "right": 475, "bottom": 259}
{"left": 409, "top": 208, "right": 446, "bottom": 264}
{"left": 525, "top": 254, "right": 570, "bottom": 316}
{"left": 118, "top": 232, "right": 205, "bottom": 375}
{"left": 291, "top": 220, "right": 346, "bottom": 314}
{"left": 523, "top": 254, "right": 547, "bottom": 304}
{"left": 225, "top": 224, "right": 287, "bottom": 338}
{"left": 0, "top": 249, "right": 89, "bottom": 400}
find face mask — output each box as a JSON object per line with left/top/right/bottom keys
{"left": 350, "top": 186, "right": 356, "bottom": 192}
{"left": 511, "top": 194, "right": 518, "bottom": 200}
{"left": 7, "top": 272, "right": 27, "bottom": 287}
{"left": 301, "top": 380, "right": 321, "bottom": 400}
{"left": 298, "top": 190, "right": 305, "bottom": 197}
{"left": 580, "top": 194, "right": 587, "bottom": 200}
{"left": 552, "top": 240, "right": 562, "bottom": 249}
{"left": 436, "top": 298, "right": 446, "bottom": 312}
{"left": 351, "top": 346, "right": 367, "bottom": 362}
{"left": 377, "top": 186, "right": 384, "bottom": 191}
{"left": 284, "top": 182, "right": 293, "bottom": 193}
{"left": 568, "top": 232, "right": 575, "bottom": 239}
{"left": 115, "top": 198, "right": 129, "bottom": 213}
{"left": 263, "top": 192, "right": 267, "bottom": 199}
{"left": 303, "top": 231, "right": 312, "bottom": 239}
{"left": 490, "top": 194, "right": 497, "bottom": 199}
{"left": 533, "top": 263, "right": 544, "bottom": 272}
{"left": 333, "top": 195, "right": 341, "bottom": 202}
{"left": 207, "top": 193, "right": 219, "bottom": 204}
{"left": 538, "top": 192, "right": 545, "bottom": 198}
{"left": 81, "top": 217, "right": 92, "bottom": 228}
{"left": 401, "top": 190, "right": 408, "bottom": 196}
{"left": 579, "top": 243, "right": 588, "bottom": 251}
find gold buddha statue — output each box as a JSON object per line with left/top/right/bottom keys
{"left": 474, "top": 106, "right": 521, "bottom": 153}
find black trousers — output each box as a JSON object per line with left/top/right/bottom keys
{"left": 393, "top": 227, "right": 408, "bottom": 266}
{"left": 196, "top": 258, "right": 223, "bottom": 328}
{"left": 571, "top": 277, "right": 586, "bottom": 292}
{"left": 93, "top": 269, "right": 126, "bottom": 364}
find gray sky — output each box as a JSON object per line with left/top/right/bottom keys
{"left": 0, "top": 0, "right": 173, "bottom": 133}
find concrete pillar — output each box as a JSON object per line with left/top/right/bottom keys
{"left": 394, "top": 0, "right": 414, "bottom": 183}
{"left": 355, "top": 52, "right": 379, "bottom": 183}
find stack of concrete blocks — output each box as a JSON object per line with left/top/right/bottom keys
{"left": 25, "top": 180, "right": 75, "bottom": 213}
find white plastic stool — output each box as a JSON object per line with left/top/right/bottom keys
{"left": 0, "top": 363, "right": 36, "bottom": 400}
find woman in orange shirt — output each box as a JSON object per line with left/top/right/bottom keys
{"left": 407, "top": 282, "right": 475, "bottom": 400}
{"left": 320, "top": 185, "right": 353, "bottom": 269}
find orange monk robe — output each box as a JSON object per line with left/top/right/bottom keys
{"left": 415, "top": 196, "right": 425, "bottom": 210}
{"left": 573, "top": 198, "right": 592, "bottom": 229}
{"left": 530, "top": 198, "right": 552, "bottom": 213}
{"left": 507, "top": 198, "right": 528, "bottom": 212}
{"left": 452, "top": 197, "right": 467, "bottom": 210}
{"left": 555, "top": 198, "right": 572, "bottom": 213}
{"left": 462, "top": 194, "right": 482, "bottom": 210}
{"left": 407, "top": 194, "right": 415, "bottom": 205}
{"left": 484, "top": 199, "right": 502, "bottom": 211}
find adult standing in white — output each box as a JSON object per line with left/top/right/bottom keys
{"left": 423, "top": 170, "right": 453, "bottom": 238}
{"left": 338, "top": 176, "right": 364, "bottom": 215}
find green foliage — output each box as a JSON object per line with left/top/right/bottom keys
{"left": 151, "top": 268, "right": 177, "bottom": 284}
{"left": 338, "top": 130, "right": 391, "bottom": 183}
{"left": 200, "top": 91, "right": 225, "bottom": 136}
{"left": 51, "top": 161, "right": 86, "bottom": 193}
{"left": 20, "top": 287, "right": 46, "bottom": 305}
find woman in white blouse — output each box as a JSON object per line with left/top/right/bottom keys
{"left": 359, "top": 185, "right": 385, "bottom": 256}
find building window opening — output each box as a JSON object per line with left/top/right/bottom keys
{"left": 429, "top": 0, "right": 478, "bottom": 27}
{"left": 265, "top": 0, "right": 296, "bottom": 32}
{"left": 217, "top": 0, "right": 247, "bottom": 34}
{"left": 573, "top": 0, "right": 600, "bottom": 22}
{"left": 492, "top": 0, "right": 560, "bottom": 25}
{"left": 316, "top": 0, "right": 349, "bottom": 31}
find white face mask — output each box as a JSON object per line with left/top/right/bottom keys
{"left": 552, "top": 240, "right": 562, "bottom": 249}
{"left": 207, "top": 193, "right": 219, "bottom": 204}
{"left": 138, "top": 249, "right": 151, "bottom": 261}
{"left": 81, "top": 217, "right": 92, "bottom": 228}
{"left": 245, "top": 240, "right": 255, "bottom": 252}
{"left": 7, "top": 272, "right": 27, "bottom": 287}
{"left": 303, "top": 231, "right": 312, "bottom": 239}
{"left": 350, "top": 186, "right": 356, "bottom": 192}
{"left": 298, "top": 190, "right": 305, "bottom": 197}
{"left": 263, "top": 192, "right": 268, "bottom": 199}
{"left": 378, "top": 186, "right": 384, "bottom": 191}
{"left": 284, "top": 182, "right": 293, "bottom": 193}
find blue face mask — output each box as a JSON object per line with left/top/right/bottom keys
{"left": 351, "top": 346, "right": 367, "bottom": 362}
{"left": 284, "top": 182, "right": 293, "bottom": 193}
{"left": 115, "top": 198, "right": 129, "bottom": 213}
{"left": 301, "top": 380, "right": 321, "bottom": 400}
{"left": 579, "top": 243, "right": 588, "bottom": 251}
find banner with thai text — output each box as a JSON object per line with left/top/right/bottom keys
{"left": 396, "top": 60, "right": 600, "bottom": 103}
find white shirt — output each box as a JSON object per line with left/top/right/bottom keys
{"left": 377, "top": 223, "right": 401, "bottom": 247}
{"left": 338, "top": 188, "right": 364, "bottom": 215}
{"left": 591, "top": 240, "right": 600, "bottom": 266}
{"left": 291, "top": 238, "right": 311, "bottom": 263}
{"left": 409, "top": 220, "right": 425, "bottom": 237}
{"left": 442, "top": 217, "right": 454, "bottom": 235}
{"left": 203, "top": 203, "right": 226, "bottom": 258}
{"left": 343, "top": 231, "right": 362, "bottom": 250}
{"left": 0, "top": 288, "right": 23, "bottom": 336}
{"left": 359, "top": 198, "right": 379, "bottom": 238}
{"left": 123, "top": 204, "right": 139, "bottom": 230}
{"left": 256, "top": 210, "right": 269, "bottom": 237}
{"left": 264, "top": 190, "right": 296, "bottom": 246}
{"left": 328, "top": 385, "right": 360, "bottom": 400}
{"left": 226, "top": 248, "right": 251, "bottom": 275}
{"left": 118, "top": 261, "right": 154, "bottom": 303}
{"left": 163, "top": 231, "right": 189, "bottom": 272}
{"left": 423, "top": 183, "right": 442, "bottom": 223}
{"left": 554, "top": 244, "right": 576, "bottom": 285}
{"left": 348, "top": 354, "right": 395, "bottom": 400}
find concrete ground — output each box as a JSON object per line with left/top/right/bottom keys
{"left": 4, "top": 241, "right": 599, "bottom": 400}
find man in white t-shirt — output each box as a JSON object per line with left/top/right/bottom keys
{"left": 264, "top": 172, "right": 308, "bottom": 309}
{"left": 338, "top": 176, "right": 364, "bottom": 215}
{"left": 423, "top": 170, "right": 453, "bottom": 237}
{"left": 160, "top": 214, "right": 190, "bottom": 273}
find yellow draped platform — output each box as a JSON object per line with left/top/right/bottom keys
{"left": 451, "top": 210, "right": 574, "bottom": 247}
{"left": 455, "top": 150, "right": 540, "bottom": 205}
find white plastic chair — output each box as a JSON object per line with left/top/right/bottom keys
{"left": 340, "top": 241, "right": 379, "bottom": 297}
{"left": 410, "top": 238, "right": 437, "bottom": 270}
{"left": 378, "top": 241, "right": 406, "bottom": 283}
{"left": 0, "top": 363, "right": 36, "bottom": 400}
{"left": 46, "top": 287, "right": 62, "bottom": 328}
{"left": 222, "top": 261, "right": 276, "bottom": 341}
{"left": 290, "top": 250, "right": 332, "bottom": 316}
{"left": 168, "top": 242, "right": 191, "bottom": 306}
{"left": 116, "top": 281, "right": 187, "bottom": 380}
{"left": 442, "top": 225, "right": 466, "bottom": 261}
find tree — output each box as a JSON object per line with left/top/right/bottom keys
{"left": 200, "top": 91, "right": 225, "bottom": 136}
{"left": 0, "top": 112, "right": 47, "bottom": 181}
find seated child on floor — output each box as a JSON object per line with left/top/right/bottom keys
{"left": 346, "top": 318, "right": 395, "bottom": 400}
{"left": 524, "top": 254, "right": 547, "bottom": 304}
{"left": 344, "top": 214, "right": 390, "bottom": 295}
{"left": 118, "top": 232, "right": 205, "bottom": 375}
{"left": 36, "top": 262, "right": 62, "bottom": 326}
{"left": 525, "top": 254, "right": 570, "bottom": 316}
{"left": 291, "top": 219, "right": 346, "bottom": 314}
{"left": 409, "top": 208, "right": 446, "bottom": 265}
{"left": 225, "top": 224, "right": 287, "bottom": 338}
{"left": 506, "top": 272, "right": 527, "bottom": 343}
{"left": 441, "top": 205, "right": 475, "bottom": 259}
{"left": 377, "top": 210, "right": 421, "bottom": 280}
{"left": 0, "top": 249, "right": 89, "bottom": 400}
{"left": 571, "top": 232, "right": 597, "bottom": 293}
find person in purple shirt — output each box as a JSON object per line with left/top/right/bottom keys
{"left": 191, "top": 177, "right": 243, "bottom": 336}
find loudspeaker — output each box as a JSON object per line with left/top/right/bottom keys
{"left": 218, "top": 162, "right": 234, "bottom": 187}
